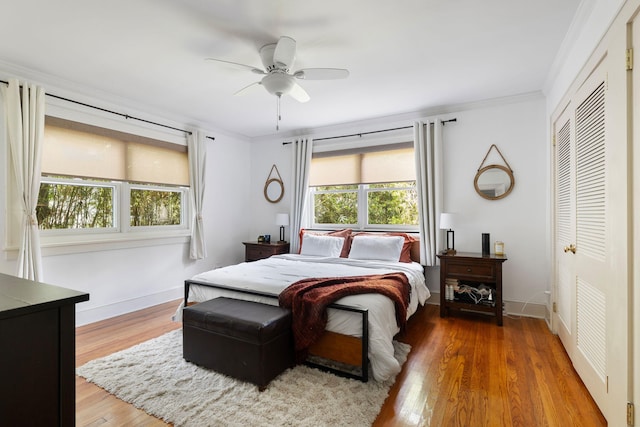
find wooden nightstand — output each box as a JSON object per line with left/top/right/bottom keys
{"left": 242, "top": 241, "right": 290, "bottom": 262}
{"left": 437, "top": 252, "right": 507, "bottom": 326}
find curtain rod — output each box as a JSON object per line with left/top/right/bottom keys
{"left": 0, "top": 79, "right": 215, "bottom": 141}
{"left": 282, "top": 118, "right": 456, "bottom": 145}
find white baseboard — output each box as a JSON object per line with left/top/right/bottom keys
{"left": 77, "top": 289, "right": 549, "bottom": 327}
{"left": 426, "top": 292, "right": 547, "bottom": 319}
{"left": 75, "top": 286, "right": 183, "bottom": 326}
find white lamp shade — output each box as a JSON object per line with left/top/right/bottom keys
{"left": 440, "top": 213, "right": 455, "bottom": 230}
{"left": 275, "top": 213, "right": 289, "bottom": 226}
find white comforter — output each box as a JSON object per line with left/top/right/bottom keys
{"left": 175, "top": 254, "right": 430, "bottom": 381}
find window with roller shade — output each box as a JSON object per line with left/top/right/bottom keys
{"left": 309, "top": 143, "right": 418, "bottom": 230}
{"left": 37, "top": 117, "right": 189, "bottom": 234}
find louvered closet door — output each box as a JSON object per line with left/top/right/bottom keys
{"left": 552, "top": 7, "right": 634, "bottom": 424}
{"left": 554, "top": 59, "right": 609, "bottom": 413}
{"left": 553, "top": 105, "right": 575, "bottom": 361}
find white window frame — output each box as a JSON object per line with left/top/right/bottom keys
{"left": 309, "top": 182, "right": 418, "bottom": 231}
{"left": 38, "top": 176, "right": 120, "bottom": 236}
{"left": 37, "top": 176, "right": 191, "bottom": 250}
{"left": 123, "top": 183, "right": 190, "bottom": 233}
{"left": 35, "top": 107, "right": 190, "bottom": 254}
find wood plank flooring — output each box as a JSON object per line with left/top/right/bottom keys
{"left": 75, "top": 301, "right": 606, "bottom": 427}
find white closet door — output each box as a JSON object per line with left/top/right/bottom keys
{"left": 553, "top": 105, "right": 575, "bottom": 360}
{"left": 553, "top": 58, "right": 609, "bottom": 413}
{"left": 572, "top": 69, "right": 608, "bottom": 409}
{"left": 552, "top": 3, "right": 635, "bottom": 424}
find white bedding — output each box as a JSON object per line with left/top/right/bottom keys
{"left": 175, "top": 254, "right": 430, "bottom": 381}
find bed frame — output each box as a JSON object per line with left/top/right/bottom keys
{"left": 183, "top": 237, "right": 421, "bottom": 383}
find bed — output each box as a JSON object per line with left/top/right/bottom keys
{"left": 175, "top": 230, "right": 430, "bottom": 382}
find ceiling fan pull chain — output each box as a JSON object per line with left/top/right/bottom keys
{"left": 276, "top": 95, "right": 281, "bottom": 131}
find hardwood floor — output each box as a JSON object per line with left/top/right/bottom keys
{"left": 75, "top": 301, "right": 606, "bottom": 427}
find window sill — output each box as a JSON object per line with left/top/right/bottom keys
{"left": 4, "top": 231, "right": 191, "bottom": 258}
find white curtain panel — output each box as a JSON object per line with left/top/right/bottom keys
{"left": 3, "top": 78, "right": 45, "bottom": 280}
{"left": 187, "top": 130, "right": 207, "bottom": 259}
{"left": 413, "top": 120, "right": 443, "bottom": 266}
{"left": 289, "top": 138, "right": 313, "bottom": 253}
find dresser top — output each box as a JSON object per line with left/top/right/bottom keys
{"left": 0, "top": 272, "right": 89, "bottom": 319}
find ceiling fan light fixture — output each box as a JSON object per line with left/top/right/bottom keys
{"left": 261, "top": 72, "right": 294, "bottom": 96}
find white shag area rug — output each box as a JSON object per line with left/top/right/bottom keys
{"left": 77, "top": 329, "right": 410, "bottom": 427}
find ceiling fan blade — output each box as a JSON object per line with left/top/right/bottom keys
{"left": 288, "top": 82, "right": 310, "bottom": 103}
{"left": 205, "top": 58, "right": 265, "bottom": 75}
{"left": 233, "top": 81, "right": 262, "bottom": 96}
{"left": 273, "top": 36, "right": 296, "bottom": 69}
{"left": 294, "top": 68, "right": 349, "bottom": 80}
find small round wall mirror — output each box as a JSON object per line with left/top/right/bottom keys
{"left": 474, "top": 165, "right": 514, "bottom": 200}
{"left": 264, "top": 178, "right": 284, "bottom": 203}
{"left": 263, "top": 164, "right": 285, "bottom": 203}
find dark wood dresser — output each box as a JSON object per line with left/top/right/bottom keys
{"left": 243, "top": 241, "right": 290, "bottom": 262}
{"left": 437, "top": 252, "right": 507, "bottom": 325}
{"left": 0, "top": 273, "right": 89, "bottom": 426}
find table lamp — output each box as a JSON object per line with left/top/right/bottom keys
{"left": 440, "top": 213, "right": 456, "bottom": 255}
{"left": 275, "top": 213, "right": 289, "bottom": 243}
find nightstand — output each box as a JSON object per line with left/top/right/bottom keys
{"left": 242, "top": 241, "right": 290, "bottom": 262}
{"left": 437, "top": 252, "right": 507, "bottom": 326}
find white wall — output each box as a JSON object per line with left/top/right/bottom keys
{"left": 442, "top": 95, "right": 548, "bottom": 306}
{"left": 0, "top": 77, "right": 252, "bottom": 326}
{"left": 249, "top": 94, "right": 550, "bottom": 311}
{"left": 247, "top": 140, "right": 294, "bottom": 241}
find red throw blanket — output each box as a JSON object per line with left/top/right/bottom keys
{"left": 278, "top": 273, "right": 411, "bottom": 360}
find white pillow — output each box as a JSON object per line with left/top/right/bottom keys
{"left": 348, "top": 235, "right": 404, "bottom": 261}
{"left": 300, "top": 233, "right": 345, "bottom": 257}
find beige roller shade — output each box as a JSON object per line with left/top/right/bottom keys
{"left": 309, "top": 154, "right": 361, "bottom": 186}
{"left": 42, "top": 117, "right": 189, "bottom": 186}
{"left": 42, "top": 124, "right": 127, "bottom": 181}
{"left": 310, "top": 145, "right": 415, "bottom": 186}
{"left": 126, "top": 142, "right": 188, "bottom": 186}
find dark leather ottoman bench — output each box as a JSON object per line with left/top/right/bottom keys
{"left": 183, "top": 297, "right": 293, "bottom": 390}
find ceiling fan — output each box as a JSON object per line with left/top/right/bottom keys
{"left": 206, "top": 36, "right": 349, "bottom": 129}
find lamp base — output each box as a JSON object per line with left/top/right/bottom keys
{"left": 441, "top": 249, "right": 457, "bottom": 255}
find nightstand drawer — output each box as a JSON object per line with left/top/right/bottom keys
{"left": 447, "top": 262, "right": 495, "bottom": 280}
{"left": 243, "top": 242, "right": 290, "bottom": 262}
{"left": 246, "top": 246, "right": 274, "bottom": 261}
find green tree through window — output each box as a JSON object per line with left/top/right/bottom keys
{"left": 368, "top": 182, "right": 418, "bottom": 225}
{"left": 130, "top": 188, "right": 182, "bottom": 226}
{"left": 311, "top": 181, "right": 418, "bottom": 228}
{"left": 37, "top": 181, "right": 114, "bottom": 229}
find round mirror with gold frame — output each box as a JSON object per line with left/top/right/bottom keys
{"left": 264, "top": 178, "right": 284, "bottom": 203}
{"left": 264, "top": 164, "right": 285, "bottom": 203}
{"left": 474, "top": 164, "right": 514, "bottom": 200}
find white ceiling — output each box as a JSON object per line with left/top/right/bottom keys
{"left": 0, "top": 0, "right": 581, "bottom": 139}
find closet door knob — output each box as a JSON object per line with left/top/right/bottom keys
{"left": 563, "top": 244, "right": 576, "bottom": 254}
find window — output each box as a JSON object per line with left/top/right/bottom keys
{"left": 37, "top": 178, "right": 115, "bottom": 230}
{"left": 308, "top": 143, "right": 418, "bottom": 230}
{"left": 36, "top": 117, "right": 189, "bottom": 238}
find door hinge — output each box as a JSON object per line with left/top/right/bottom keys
{"left": 628, "top": 402, "right": 635, "bottom": 426}
{"left": 552, "top": 134, "right": 556, "bottom": 147}
{"left": 552, "top": 302, "right": 557, "bottom": 313}
{"left": 627, "top": 48, "right": 634, "bottom": 71}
